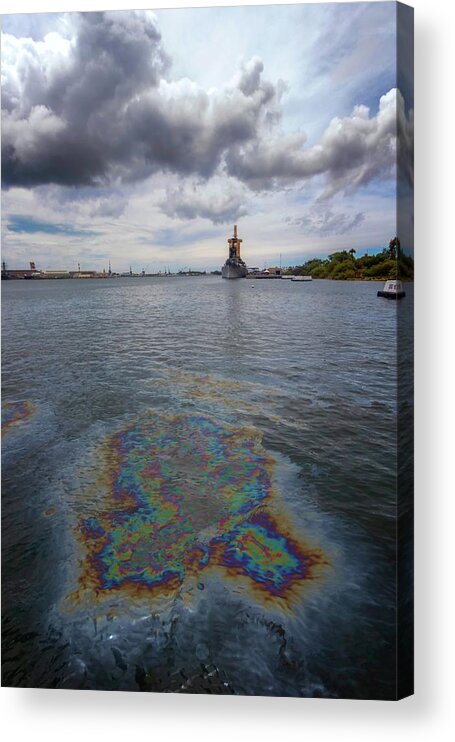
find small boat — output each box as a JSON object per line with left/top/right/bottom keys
{"left": 291, "top": 275, "right": 312, "bottom": 282}
{"left": 377, "top": 279, "right": 406, "bottom": 299}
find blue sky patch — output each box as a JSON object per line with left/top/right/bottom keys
{"left": 7, "top": 215, "right": 99, "bottom": 238}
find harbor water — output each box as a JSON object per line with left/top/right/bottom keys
{"left": 1, "top": 276, "right": 412, "bottom": 697}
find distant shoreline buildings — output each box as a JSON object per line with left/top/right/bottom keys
{"left": 1, "top": 261, "right": 210, "bottom": 280}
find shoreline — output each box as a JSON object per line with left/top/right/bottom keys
{"left": 1, "top": 273, "right": 414, "bottom": 283}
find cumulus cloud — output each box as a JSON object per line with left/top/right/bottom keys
{"left": 1, "top": 10, "right": 413, "bottom": 222}
{"left": 2, "top": 11, "right": 285, "bottom": 190}
{"left": 2, "top": 11, "right": 170, "bottom": 186}
{"left": 161, "top": 176, "right": 248, "bottom": 224}
{"left": 226, "top": 89, "right": 413, "bottom": 196}
{"left": 236, "top": 56, "right": 265, "bottom": 97}
{"left": 120, "top": 73, "right": 279, "bottom": 182}
{"left": 287, "top": 206, "right": 365, "bottom": 237}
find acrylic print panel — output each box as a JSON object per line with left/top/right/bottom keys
{"left": 1, "top": 2, "right": 414, "bottom": 699}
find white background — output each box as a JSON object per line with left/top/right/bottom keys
{"left": 1, "top": 0, "right": 453, "bottom": 740}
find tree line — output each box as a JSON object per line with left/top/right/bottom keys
{"left": 285, "top": 237, "right": 414, "bottom": 280}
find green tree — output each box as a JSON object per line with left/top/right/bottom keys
{"left": 332, "top": 262, "right": 356, "bottom": 280}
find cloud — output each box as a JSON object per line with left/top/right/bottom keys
{"left": 162, "top": 176, "right": 248, "bottom": 224}
{"left": 226, "top": 89, "right": 413, "bottom": 196}
{"left": 2, "top": 11, "right": 284, "bottom": 190}
{"left": 236, "top": 56, "right": 265, "bottom": 97}
{"left": 2, "top": 10, "right": 413, "bottom": 218}
{"left": 2, "top": 11, "right": 169, "bottom": 186}
{"left": 88, "top": 196, "right": 128, "bottom": 219}
{"left": 120, "top": 75, "right": 279, "bottom": 182}
{"left": 287, "top": 206, "right": 365, "bottom": 237}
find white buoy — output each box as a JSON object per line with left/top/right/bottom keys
{"left": 377, "top": 279, "right": 406, "bottom": 299}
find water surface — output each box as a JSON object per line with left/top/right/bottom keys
{"left": 1, "top": 276, "right": 409, "bottom": 697}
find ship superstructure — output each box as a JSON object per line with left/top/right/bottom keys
{"left": 221, "top": 225, "right": 247, "bottom": 279}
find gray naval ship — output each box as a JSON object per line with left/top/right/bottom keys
{"left": 221, "top": 225, "right": 247, "bottom": 279}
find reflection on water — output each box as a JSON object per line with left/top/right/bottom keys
{"left": 1, "top": 276, "right": 410, "bottom": 697}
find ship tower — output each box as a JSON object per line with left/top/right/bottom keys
{"left": 221, "top": 224, "right": 247, "bottom": 279}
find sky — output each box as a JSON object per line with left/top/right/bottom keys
{"left": 1, "top": 2, "right": 414, "bottom": 272}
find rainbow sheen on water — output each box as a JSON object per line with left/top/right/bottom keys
{"left": 73, "top": 413, "right": 326, "bottom": 609}
{"left": 1, "top": 400, "right": 35, "bottom": 435}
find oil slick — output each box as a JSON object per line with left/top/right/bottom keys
{"left": 153, "top": 368, "right": 285, "bottom": 423}
{"left": 69, "top": 413, "right": 327, "bottom": 613}
{"left": 1, "top": 400, "right": 35, "bottom": 436}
